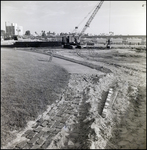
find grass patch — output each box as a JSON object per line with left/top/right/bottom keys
{"left": 1, "top": 55, "right": 70, "bottom": 146}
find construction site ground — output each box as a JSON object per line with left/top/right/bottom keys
{"left": 1, "top": 46, "right": 146, "bottom": 149}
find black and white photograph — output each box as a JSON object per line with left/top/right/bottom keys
{"left": 1, "top": 1, "right": 146, "bottom": 149}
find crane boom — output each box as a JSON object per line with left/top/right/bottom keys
{"left": 62, "top": 0, "right": 104, "bottom": 49}
{"left": 79, "top": 0, "right": 104, "bottom": 37}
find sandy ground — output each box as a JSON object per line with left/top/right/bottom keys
{"left": 48, "top": 48, "right": 146, "bottom": 149}
{"left": 1, "top": 47, "right": 146, "bottom": 149}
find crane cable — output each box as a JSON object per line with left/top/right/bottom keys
{"left": 109, "top": 1, "right": 111, "bottom": 34}
{"left": 72, "top": 2, "right": 98, "bottom": 33}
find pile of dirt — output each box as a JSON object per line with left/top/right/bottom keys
{"left": 46, "top": 57, "right": 146, "bottom": 149}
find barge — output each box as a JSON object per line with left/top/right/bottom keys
{"left": 1, "top": 41, "right": 62, "bottom": 48}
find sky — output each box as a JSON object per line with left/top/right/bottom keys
{"left": 1, "top": 1, "right": 146, "bottom": 35}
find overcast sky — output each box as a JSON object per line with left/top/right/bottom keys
{"left": 1, "top": 1, "right": 146, "bottom": 35}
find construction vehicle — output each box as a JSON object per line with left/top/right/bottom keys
{"left": 62, "top": 0, "right": 104, "bottom": 49}
{"left": 62, "top": 34, "right": 81, "bottom": 49}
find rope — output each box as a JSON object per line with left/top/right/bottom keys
{"left": 109, "top": 1, "right": 111, "bottom": 33}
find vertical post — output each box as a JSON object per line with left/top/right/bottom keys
{"left": 49, "top": 50, "right": 53, "bottom": 62}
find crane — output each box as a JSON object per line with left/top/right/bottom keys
{"left": 79, "top": 0, "right": 104, "bottom": 38}
{"left": 62, "top": 0, "right": 104, "bottom": 49}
